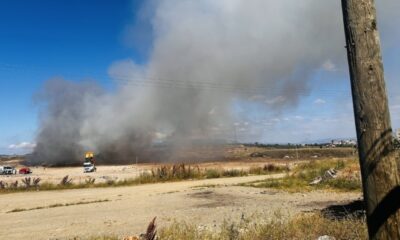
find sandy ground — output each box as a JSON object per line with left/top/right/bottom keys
{"left": 0, "top": 165, "right": 145, "bottom": 184}
{"left": 0, "top": 174, "right": 361, "bottom": 240}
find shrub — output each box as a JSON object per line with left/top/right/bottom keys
{"left": 222, "top": 169, "right": 245, "bottom": 177}
{"left": 205, "top": 169, "right": 221, "bottom": 179}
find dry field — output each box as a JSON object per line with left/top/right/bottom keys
{"left": 0, "top": 147, "right": 363, "bottom": 239}
{"left": 0, "top": 146, "right": 354, "bottom": 185}
{"left": 0, "top": 160, "right": 290, "bottom": 185}
{"left": 0, "top": 174, "right": 362, "bottom": 239}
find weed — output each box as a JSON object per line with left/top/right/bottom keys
{"left": 10, "top": 180, "right": 18, "bottom": 189}
{"left": 22, "top": 177, "right": 31, "bottom": 188}
{"left": 33, "top": 177, "right": 41, "bottom": 188}
{"left": 85, "top": 177, "right": 96, "bottom": 185}
{"left": 60, "top": 175, "right": 73, "bottom": 185}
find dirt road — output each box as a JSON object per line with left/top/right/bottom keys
{"left": 0, "top": 174, "right": 360, "bottom": 240}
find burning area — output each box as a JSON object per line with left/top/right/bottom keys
{"left": 25, "top": 0, "right": 370, "bottom": 166}
{"left": 27, "top": 1, "right": 345, "bottom": 166}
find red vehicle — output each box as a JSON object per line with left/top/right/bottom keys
{"left": 19, "top": 167, "right": 32, "bottom": 174}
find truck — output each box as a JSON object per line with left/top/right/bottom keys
{"left": 0, "top": 166, "right": 17, "bottom": 175}
{"left": 83, "top": 152, "right": 96, "bottom": 173}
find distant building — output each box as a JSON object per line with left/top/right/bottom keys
{"left": 331, "top": 139, "right": 357, "bottom": 146}
{"left": 396, "top": 129, "right": 400, "bottom": 140}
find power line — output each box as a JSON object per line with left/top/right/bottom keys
{"left": 0, "top": 62, "right": 351, "bottom": 95}
{"left": 2, "top": 62, "right": 399, "bottom": 98}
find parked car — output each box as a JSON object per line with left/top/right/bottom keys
{"left": 0, "top": 166, "right": 17, "bottom": 175}
{"left": 19, "top": 167, "right": 32, "bottom": 174}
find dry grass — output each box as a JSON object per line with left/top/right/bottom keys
{"left": 0, "top": 164, "right": 285, "bottom": 194}
{"left": 60, "top": 175, "right": 73, "bottom": 185}
{"left": 85, "top": 177, "right": 96, "bottom": 185}
{"left": 158, "top": 213, "right": 366, "bottom": 240}
{"left": 249, "top": 163, "right": 289, "bottom": 175}
{"left": 241, "top": 158, "right": 362, "bottom": 192}
{"left": 87, "top": 213, "right": 367, "bottom": 240}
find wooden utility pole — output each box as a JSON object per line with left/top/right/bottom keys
{"left": 341, "top": 1, "right": 400, "bottom": 239}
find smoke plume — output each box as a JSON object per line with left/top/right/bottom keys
{"left": 28, "top": 0, "right": 397, "bottom": 165}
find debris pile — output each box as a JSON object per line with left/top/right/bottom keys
{"left": 309, "top": 168, "right": 338, "bottom": 185}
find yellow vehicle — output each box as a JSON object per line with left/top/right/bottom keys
{"left": 85, "top": 152, "right": 94, "bottom": 160}
{"left": 83, "top": 151, "right": 96, "bottom": 173}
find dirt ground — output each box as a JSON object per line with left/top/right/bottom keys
{"left": 1, "top": 165, "right": 145, "bottom": 184}
{"left": 0, "top": 174, "right": 361, "bottom": 240}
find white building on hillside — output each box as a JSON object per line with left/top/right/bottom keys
{"left": 396, "top": 129, "right": 400, "bottom": 140}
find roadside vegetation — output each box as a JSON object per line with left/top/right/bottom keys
{"left": 158, "top": 213, "right": 366, "bottom": 240}
{"left": 240, "top": 158, "right": 362, "bottom": 192}
{"left": 87, "top": 213, "right": 367, "bottom": 240}
{"left": 0, "top": 164, "right": 288, "bottom": 194}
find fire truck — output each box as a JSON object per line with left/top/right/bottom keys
{"left": 83, "top": 152, "right": 96, "bottom": 173}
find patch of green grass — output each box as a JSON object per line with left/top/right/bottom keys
{"left": 324, "top": 178, "right": 362, "bottom": 191}
{"left": 192, "top": 184, "right": 220, "bottom": 189}
{"left": 243, "top": 175, "right": 311, "bottom": 192}
{"left": 7, "top": 199, "right": 109, "bottom": 213}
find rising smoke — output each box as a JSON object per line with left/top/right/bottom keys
{"left": 28, "top": 0, "right": 398, "bottom": 165}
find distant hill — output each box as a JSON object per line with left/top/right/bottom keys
{"left": 0, "top": 154, "right": 27, "bottom": 160}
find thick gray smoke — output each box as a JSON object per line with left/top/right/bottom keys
{"left": 28, "top": 0, "right": 398, "bottom": 165}
{"left": 30, "top": 80, "right": 103, "bottom": 165}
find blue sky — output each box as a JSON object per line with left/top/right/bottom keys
{"left": 0, "top": 0, "right": 146, "bottom": 153}
{"left": 0, "top": 1, "right": 399, "bottom": 154}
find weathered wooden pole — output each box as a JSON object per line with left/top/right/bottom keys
{"left": 341, "top": 0, "right": 400, "bottom": 239}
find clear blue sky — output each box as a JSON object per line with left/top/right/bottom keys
{"left": 0, "top": 1, "right": 399, "bottom": 154}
